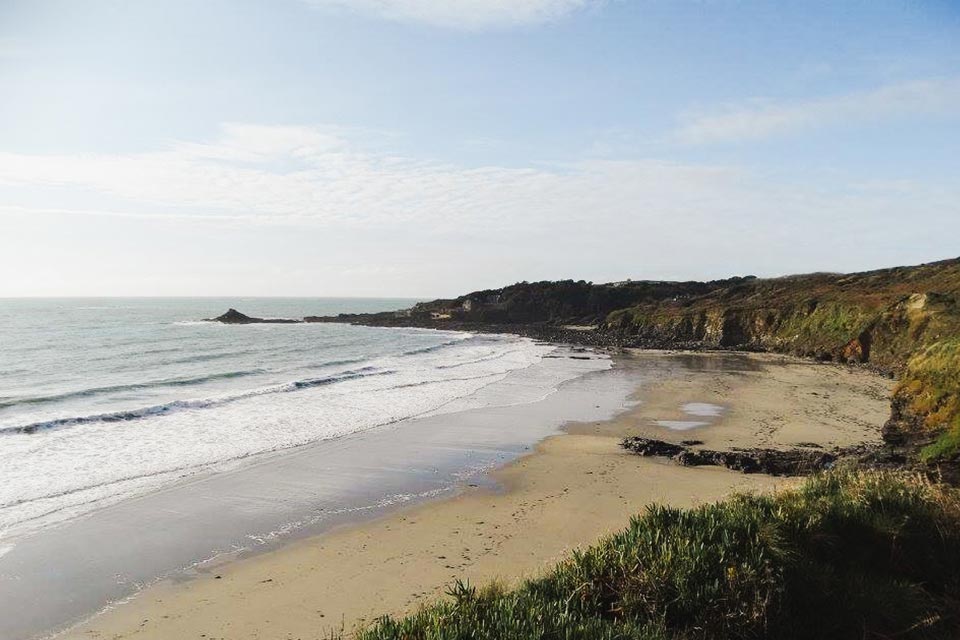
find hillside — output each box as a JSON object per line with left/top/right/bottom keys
{"left": 307, "top": 258, "right": 960, "bottom": 465}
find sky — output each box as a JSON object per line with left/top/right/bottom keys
{"left": 1, "top": 0, "right": 958, "bottom": 297}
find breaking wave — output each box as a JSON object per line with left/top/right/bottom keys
{"left": 0, "top": 367, "right": 393, "bottom": 435}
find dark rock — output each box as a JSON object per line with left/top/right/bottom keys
{"left": 205, "top": 309, "right": 301, "bottom": 324}
{"left": 621, "top": 437, "right": 686, "bottom": 458}
{"left": 622, "top": 436, "right": 949, "bottom": 479}
{"left": 622, "top": 436, "right": 840, "bottom": 476}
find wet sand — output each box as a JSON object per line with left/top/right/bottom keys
{"left": 594, "top": 350, "right": 891, "bottom": 450}
{"left": 63, "top": 351, "right": 892, "bottom": 640}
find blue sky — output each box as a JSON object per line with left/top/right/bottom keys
{"left": 1, "top": 0, "right": 958, "bottom": 296}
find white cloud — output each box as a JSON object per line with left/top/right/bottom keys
{"left": 171, "top": 123, "right": 347, "bottom": 163}
{"left": 0, "top": 123, "right": 748, "bottom": 234}
{"left": 0, "top": 122, "right": 957, "bottom": 296}
{"left": 676, "top": 77, "right": 960, "bottom": 144}
{"left": 302, "top": 0, "right": 602, "bottom": 29}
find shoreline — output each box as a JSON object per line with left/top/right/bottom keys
{"left": 2, "top": 341, "right": 624, "bottom": 640}
{"left": 62, "top": 350, "right": 892, "bottom": 640}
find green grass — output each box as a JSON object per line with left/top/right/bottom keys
{"left": 897, "top": 339, "right": 960, "bottom": 462}
{"left": 774, "top": 302, "right": 872, "bottom": 347}
{"left": 356, "top": 471, "right": 960, "bottom": 640}
{"left": 899, "top": 339, "right": 960, "bottom": 422}
{"left": 921, "top": 417, "right": 960, "bottom": 462}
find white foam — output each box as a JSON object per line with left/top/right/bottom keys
{"left": 0, "top": 334, "right": 608, "bottom": 542}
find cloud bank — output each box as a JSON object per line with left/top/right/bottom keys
{"left": 1, "top": 122, "right": 956, "bottom": 295}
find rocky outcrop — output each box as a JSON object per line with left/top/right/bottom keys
{"left": 621, "top": 437, "right": 843, "bottom": 476}
{"left": 206, "top": 309, "right": 301, "bottom": 324}
{"left": 621, "top": 437, "right": 908, "bottom": 477}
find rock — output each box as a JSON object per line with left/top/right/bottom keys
{"left": 205, "top": 308, "right": 302, "bottom": 324}
{"left": 621, "top": 437, "right": 686, "bottom": 457}
{"left": 622, "top": 436, "right": 840, "bottom": 476}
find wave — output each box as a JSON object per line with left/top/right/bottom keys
{"left": 397, "top": 335, "right": 474, "bottom": 357}
{"left": 0, "top": 369, "right": 267, "bottom": 410}
{"left": 305, "top": 356, "right": 370, "bottom": 371}
{"left": 435, "top": 348, "right": 522, "bottom": 370}
{"left": 0, "top": 336, "right": 478, "bottom": 416}
{"left": 0, "top": 334, "right": 505, "bottom": 438}
{"left": 0, "top": 369, "right": 497, "bottom": 513}
{"left": 0, "top": 366, "right": 394, "bottom": 436}
{"left": 164, "top": 349, "right": 262, "bottom": 365}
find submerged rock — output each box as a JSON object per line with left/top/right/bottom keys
{"left": 205, "top": 308, "right": 301, "bottom": 324}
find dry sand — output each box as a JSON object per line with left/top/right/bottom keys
{"left": 64, "top": 351, "right": 892, "bottom": 640}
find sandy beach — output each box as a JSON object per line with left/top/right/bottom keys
{"left": 62, "top": 350, "right": 891, "bottom": 640}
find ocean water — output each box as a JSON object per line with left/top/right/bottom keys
{"left": 0, "top": 298, "right": 567, "bottom": 543}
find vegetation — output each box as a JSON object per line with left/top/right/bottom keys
{"left": 900, "top": 339, "right": 960, "bottom": 429}
{"left": 922, "top": 428, "right": 960, "bottom": 464}
{"left": 413, "top": 277, "right": 757, "bottom": 326}
{"left": 896, "top": 339, "right": 960, "bottom": 462}
{"left": 357, "top": 471, "right": 960, "bottom": 640}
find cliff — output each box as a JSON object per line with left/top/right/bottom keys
{"left": 308, "top": 258, "right": 960, "bottom": 464}
{"left": 602, "top": 259, "right": 960, "bottom": 461}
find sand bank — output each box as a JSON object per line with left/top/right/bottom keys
{"left": 64, "top": 351, "right": 891, "bottom": 640}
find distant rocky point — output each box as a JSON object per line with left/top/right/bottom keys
{"left": 206, "top": 308, "right": 302, "bottom": 324}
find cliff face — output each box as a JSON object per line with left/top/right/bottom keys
{"left": 603, "top": 259, "right": 960, "bottom": 458}
{"left": 608, "top": 291, "right": 957, "bottom": 368}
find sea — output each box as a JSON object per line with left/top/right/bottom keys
{"left": 0, "top": 298, "right": 641, "bottom": 638}
{"left": 0, "top": 298, "right": 608, "bottom": 547}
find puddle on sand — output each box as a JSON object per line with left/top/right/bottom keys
{"left": 655, "top": 402, "right": 726, "bottom": 430}
{"left": 681, "top": 402, "right": 724, "bottom": 417}
{"left": 656, "top": 420, "right": 710, "bottom": 431}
